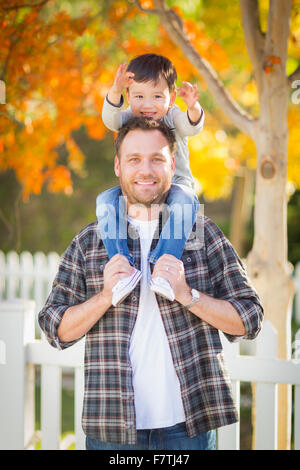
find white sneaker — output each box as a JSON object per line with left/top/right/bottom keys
{"left": 112, "top": 268, "right": 142, "bottom": 306}
{"left": 150, "top": 277, "right": 175, "bottom": 301}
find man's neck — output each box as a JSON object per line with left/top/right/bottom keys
{"left": 127, "top": 203, "right": 161, "bottom": 221}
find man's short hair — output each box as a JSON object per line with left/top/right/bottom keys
{"left": 127, "top": 53, "right": 177, "bottom": 93}
{"left": 115, "top": 117, "right": 177, "bottom": 158}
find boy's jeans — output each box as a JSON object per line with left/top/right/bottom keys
{"left": 96, "top": 184, "right": 200, "bottom": 266}
{"left": 85, "top": 422, "right": 216, "bottom": 450}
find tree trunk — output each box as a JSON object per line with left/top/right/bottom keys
{"left": 245, "top": 2, "right": 294, "bottom": 447}
{"left": 229, "top": 165, "right": 255, "bottom": 258}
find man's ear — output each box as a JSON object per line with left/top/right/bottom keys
{"left": 114, "top": 155, "right": 120, "bottom": 177}
{"left": 171, "top": 155, "right": 175, "bottom": 173}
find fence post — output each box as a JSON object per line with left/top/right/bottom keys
{"left": 255, "top": 320, "right": 278, "bottom": 450}
{"left": 0, "top": 299, "right": 35, "bottom": 450}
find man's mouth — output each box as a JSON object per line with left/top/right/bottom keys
{"left": 135, "top": 180, "right": 157, "bottom": 186}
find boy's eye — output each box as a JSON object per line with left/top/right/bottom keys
{"left": 154, "top": 95, "right": 163, "bottom": 99}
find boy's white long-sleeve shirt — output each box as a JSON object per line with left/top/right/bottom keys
{"left": 102, "top": 95, "right": 204, "bottom": 189}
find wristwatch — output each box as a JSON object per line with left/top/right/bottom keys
{"left": 184, "top": 288, "right": 201, "bottom": 309}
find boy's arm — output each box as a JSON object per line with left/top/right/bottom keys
{"left": 102, "top": 62, "right": 135, "bottom": 131}
{"left": 171, "top": 103, "right": 204, "bottom": 138}
{"left": 171, "top": 82, "right": 204, "bottom": 137}
{"left": 178, "top": 82, "right": 203, "bottom": 124}
{"left": 102, "top": 94, "right": 134, "bottom": 132}
{"left": 107, "top": 62, "right": 134, "bottom": 106}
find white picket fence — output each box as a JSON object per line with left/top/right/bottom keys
{"left": 0, "top": 251, "right": 300, "bottom": 450}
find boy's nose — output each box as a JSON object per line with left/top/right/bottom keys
{"left": 142, "top": 98, "right": 153, "bottom": 109}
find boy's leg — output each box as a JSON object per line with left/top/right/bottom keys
{"left": 148, "top": 183, "right": 199, "bottom": 263}
{"left": 96, "top": 186, "right": 141, "bottom": 306}
{"left": 149, "top": 184, "right": 199, "bottom": 301}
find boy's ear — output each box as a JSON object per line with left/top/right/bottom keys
{"left": 169, "top": 90, "right": 177, "bottom": 107}
{"left": 125, "top": 88, "right": 130, "bottom": 104}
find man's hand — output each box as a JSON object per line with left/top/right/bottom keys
{"left": 108, "top": 62, "right": 135, "bottom": 106}
{"left": 177, "top": 81, "right": 202, "bottom": 124}
{"left": 102, "top": 254, "right": 135, "bottom": 303}
{"left": 152, "top": 254, "right": 192, "bottom": 305}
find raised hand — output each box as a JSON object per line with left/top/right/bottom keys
{"left": 178, "top": 81, "right": 201, "bottom": 110}
{"left": 112, "top": 62, "right": 135, "bottom": 93}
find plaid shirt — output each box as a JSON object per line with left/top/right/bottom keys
{"left": 38, "top": 215, "right": 263, "bottom": 444}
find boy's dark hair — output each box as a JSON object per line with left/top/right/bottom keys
{"left": 115, "top": 117, "right": 177, "bottom": 158}
{"left": 127, "top": 54, "right": 177, "bottom": 92}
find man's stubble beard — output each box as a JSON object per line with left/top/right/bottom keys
{"left": 119, "top": 176, "right": 172, "bottom": 209}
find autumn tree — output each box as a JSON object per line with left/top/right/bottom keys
{"left": 1, "top": 0, "right": 300, "bottom": 448}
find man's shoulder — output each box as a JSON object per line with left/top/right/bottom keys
{"left": 71, "top": 220, "right": 100, "bottom": 253}
{"left": 185, "top": 215, "right": 226, "bottom": 251}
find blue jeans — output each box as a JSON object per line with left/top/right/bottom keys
{"left": 96, "top": 184, "right": 200, "bottom": 266}
{"left": 85, "top": 422, "right": 216, "bottom": 450}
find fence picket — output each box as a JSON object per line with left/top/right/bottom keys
{"left": 74, "top": 366, "right": 85, "bottom": 450}
{"left": 20, "top": 251, "right": 33, "bottom": 299}
{"left": 255, "top": 321, "right": 278, "bottom": 449}
{"left": 41, "top": 364, "right": 62, "bottom": 450}
{"left": 7, "top": 251, "right": 19, "bottom": 298}
{"left": 33, "top": 252, "right": 47, "bottom": 316}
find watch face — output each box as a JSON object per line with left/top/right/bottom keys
{"left": 191, "top": 289, "right": 200, "bottom": 300}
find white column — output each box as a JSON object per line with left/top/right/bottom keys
{"left": 0, "top": 299, "right": 35, "bottom": 450}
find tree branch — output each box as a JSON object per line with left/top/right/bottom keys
{"left": 152, "top": 0, "right": 256, "bottom": 138}
{"left": 134, "top": 0, "right": 183, "bottom": 30}
{"left": 240, "top": 0, "right": 265, "bottom": 96}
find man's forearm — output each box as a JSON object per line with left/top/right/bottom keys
{"left": 179, "top": 290, "right": 246, "bottom": 336}
{"left": 57, "top": 290, "right": 112, "bottom": 343}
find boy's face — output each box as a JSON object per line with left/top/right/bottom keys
{"left": 125, "top": 76, "right": 176, "bottom": 121}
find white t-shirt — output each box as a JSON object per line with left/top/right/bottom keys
{"left": 128, "top": 216, "right": 186, "bottom": 429}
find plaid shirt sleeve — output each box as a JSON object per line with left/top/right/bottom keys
{"left": 205, "top": 218, "right": 264, "bottom": 343}
{"left": 38, "top": 234, "right": 87, "bottom": 350}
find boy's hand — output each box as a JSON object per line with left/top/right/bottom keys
{"left": 178, "top": 81, "right": 202, "bottom": 123}
{"left": 108, "top": 63, "right": 135, "bottom": 106}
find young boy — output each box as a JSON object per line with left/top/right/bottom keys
{"left": 97, "top": 54, "right": 204, "bottom": 306}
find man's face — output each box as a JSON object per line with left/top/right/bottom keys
{"left": 125, "top": 77, "right": 176, "bottom": 121}
{"left": 114, "top": 129, "right": 175, "bottom": 208}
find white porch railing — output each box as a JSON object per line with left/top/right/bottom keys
{"left": 0, "top": 299, "right": 300, "bottom": 450}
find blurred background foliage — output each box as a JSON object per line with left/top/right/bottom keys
{"left": 0, "top": 0, "right": 299, "bottom": 263}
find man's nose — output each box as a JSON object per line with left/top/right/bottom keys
{"left": 137, "top": 159, "right": 154, "bottom": 174}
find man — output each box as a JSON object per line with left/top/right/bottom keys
{"left": 38, "top": 117, "right": 263, "bottom": 451}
